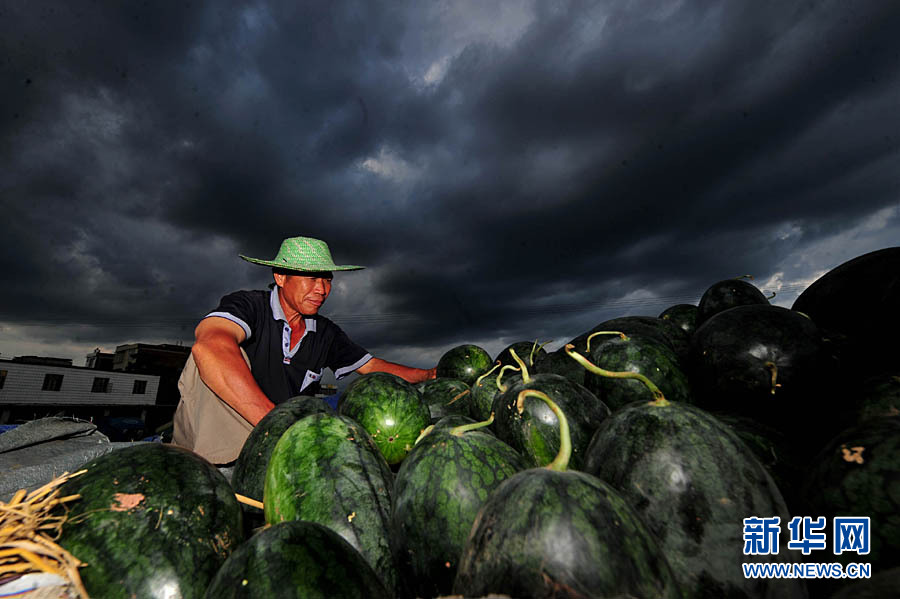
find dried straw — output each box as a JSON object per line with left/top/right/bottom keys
{"left": 0, "top": 471, "right": 89, "bottom": 598}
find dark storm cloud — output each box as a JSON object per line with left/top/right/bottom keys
{"left": 1, "top": 0, "right": 899, "bottom": 365}
{"left": 358, "top": 0, "right": 900, "bottom": 349}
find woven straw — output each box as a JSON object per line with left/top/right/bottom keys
{"left": 239, "top": 236, "right": 364, "bottom": 272}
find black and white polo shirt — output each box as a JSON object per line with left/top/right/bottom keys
{"left": 205, "top": 288, "right": 372, "bottom": 402}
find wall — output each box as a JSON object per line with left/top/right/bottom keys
{"left": 0, "top": 360, "right": 159, "bottom": 407}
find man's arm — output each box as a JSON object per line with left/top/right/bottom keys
{"left": 191, "top": 317, "right": 275, "bottom": 426}
{"left": 357, "top": 357, "right": 436, "bottom": 384}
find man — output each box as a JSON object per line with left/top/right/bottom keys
{"left": 172, "top": 236, "right": 436, "bottom": 464}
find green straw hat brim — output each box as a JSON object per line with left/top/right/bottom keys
{"left": 239, "top": 236, "right": 365, "bottom": 272}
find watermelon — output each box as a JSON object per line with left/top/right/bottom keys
{"left": 392, "top": 416, "right": 528, "bottom": 598}
{"left": 584, "top": 332, "right": 692, "bottom": 411}
{"left": 853, "top": 373, "right": 900, "bottom": 423}
{"left": 231, "top": 395, "right": 331, "bottom": 521}
{"left": 697, "top": 277, "right": 770, "bottom": 325}
{"left": 827, "top": 566, "right": 900, "bottom": 599}
{"left": 792, "top": 246, "right": 899, "bottom": 378}
{"left": 659, "top": 302, "right": 699, "bottom": 336}
{"left": 494, "top": 340, "right": 546, "bottom": 368}
{"left": 453, "top": 389, "right": 682, "bottom": 599}
{"left": 492, "top": 351, "right": 609, "bottom": 470}
{"left": 203, "top": 520, "right": 391, "bottom": 599}
{"left": 582, "top": 399, "right": 807, "bottom": 598}
{"left": 688, "top": 304, "right": 833, "bottom": 444}
{"left": 430, "top": 413, "right": 495, "bottom": 435}
{"left": 57, "top": 443, "right": 243, "bottom": 599}
{"left": 338, "top": 372, "right": 430, "bottom": 464}
{"left": 263, "top": 412, "right": 397, "bottom": 595}
{"left": 569, "top": 315, "right": 691, "bottom": 364}
{"left": 435, "top": 344, "right": 494, "bottom": 385}
{"left": 716, "top": 413, "right": 805, "bottom": 513}
{"left": 532, "top": 345, "right": 587, "bottom": 385}
{"left": 800, "top": 418, "right": 900, "bottom": 577}
{"left": 420, "top": 377, "right": 472, "bottom": 422}
{"left": 468, "top": 362, "right": 506, "bottom": 422}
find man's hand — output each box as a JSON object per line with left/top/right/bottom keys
{"left": 357, "top": 358, "right": 436, "bottom": 384}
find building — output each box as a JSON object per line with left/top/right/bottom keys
{"left": 0, "top": 357, "right": 160, "bottom": 439}
{"left": 85, "top": 348, "right": 114, "bottom": 370}
{"left": 112, "top": 343, "right": 191, "bottom": 406}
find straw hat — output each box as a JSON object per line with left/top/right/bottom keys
{"left": 239, "top": 236, "right": 365, "bottom": 272}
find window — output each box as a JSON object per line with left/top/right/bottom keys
{"left": 0, "top": 370, "right": 6, "bottom": 389}
{"left": 42, "top": 373, "right": 64, "bottom": 391}
{"left": 91, "top": 377, "right": 111, "bottom": 393}
{"left": 132, "top": 380, "right": 147, "bottom": 395}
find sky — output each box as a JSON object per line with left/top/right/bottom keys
{"left": 2, "top": 0, "right": 899, "bottom": 376}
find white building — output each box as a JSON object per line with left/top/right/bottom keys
{"left": 0, "top": 358, "right": 159, "bottom": 419}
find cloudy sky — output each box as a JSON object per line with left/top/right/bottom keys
{"left": 2, "top": 0, "right": 899, "bottom": 374}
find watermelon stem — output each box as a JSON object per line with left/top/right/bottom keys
{"left": 496, "top": 365, "right": 521, "bottom": 393}
{"left": 563, "top": 344, "right": 668, "bottom": 404}
{"left": 415, "top": 424, "right": 436, "bottom": 445}
{"left": 450, "top": 413, "right": 495, "bottom": 437}
{"left": 766, "top": 291, "right": 777, "bottom": 300}
{"left": 235, "top": 493, "right": 264, "bottom": 509}
{"left": 763, "top": 361, "right": 782, "bottom": 395}
{"left": 508, "top": 349, "right": 531, "bottom": 383}
{"left": 474, "top": 361, "right": 502, "bottom": 390}
{"left": 531, "top": 340, "right": 550, "bottom": 366}
{"left": 586, "top": 331, "right": 628, "bottom": 353}
{"left": 516, "top": 390, "right": 571, "bottom": 472}
{"left": 447, "top": 388, "right": 471, "bottom": 406}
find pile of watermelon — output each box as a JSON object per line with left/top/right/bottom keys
{"left": 53, "top": 247, "right": 899, "bottom": 598}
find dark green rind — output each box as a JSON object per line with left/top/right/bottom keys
{"left": 232, "top": 396, "right": 331, "bottom": 509}
{"left": 263, "top": 412, "right": 397, "bottom": 595}
{"left": 533, "top": 347, "right": 587, "bottom": 386}
{"left": 585, "top": 334, "right": 693, "bottom": 411}
{"left": 495, "top": 341, "right": 546, "bottom": 369}
{"left": 853, "top": 373, "right": 900, "bottom": 424}
{"left": 697, "top": 278, "right": 769, "bottom": 326}
{"left": 57, "top": 444, "right": 243, "bottom": 599}
{"left": 688, "top": 304, "right": 832, "bottom": 445}
{"left": 421, "top": 377, "right": 472, "bottom": 422}
{"left": 453, "top": 468, "right": 682, "bottom": 599}
{"left": 431, "top": 414, "right": 495, "bottom": 435}
{"left": 339, "top": 372, "right": 430, "bottom": 464}
{"left": 791, "top": 246, "right": 900, "bottom": 378}
{"left": 469, "top": 369, "right": 506, "bottom": 422}
{"left": 801, "top": 418, "right": 900, "bottom": 575}
{"left": 582, "top": 402, "right": 807, "bottom": 599}
{"left": 203, "top": 520, "right": 391, "bottom": 599}
{"left": 492, "top": 373, "right": 610, "bottom": 470}
{"left": 827, "top": 566, "right": 900, "bottom": 599}
{"left": 659, "top": 303, "right": 699, "bottom": 336}
{"left": 717, "top": 413, "right": 805, "bottom": 513}
{"left": 392, "top": 428, "right": 529, "bottom": 598}
{"left": 436, "top": 344, "right": 494, "bottom": 386}
{"left": 568, "top": 315, "right": 691, "bottom": 365}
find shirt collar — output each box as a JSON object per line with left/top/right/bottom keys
{"left": 269, "top": 287, "right": 317, "bottom": 332}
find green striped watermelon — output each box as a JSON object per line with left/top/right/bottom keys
{"left": 203, "top": 520, "right": 391, "bottom": 598}
{"left": 392, "top": 416, "right": 528, "bottom": 597}
{"left": 57, "top": 443, "right": 243, "bottom": 599}
{"left": 436, "top": 344, "right": 494, "bottom": 385}
{"left": 420, "top": 377, "right": 472, "bottom": 422}
{"left": 453, "top": 389, "right": 682, "bottom": 599}
{"left": 338, "top": 372, "right": 430, "bottom": 464}
{"left": 231, "top": 395, "right": 331, "bottom": 514}
{"left": 582, "top": 399, "right": 807, "bottom": 598}
{"left": 263, "top": 412, "right": 397, "bottom": 595}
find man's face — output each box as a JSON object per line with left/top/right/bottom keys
{"left": 275, "top": 271, "right": 333, "bottom": 316}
